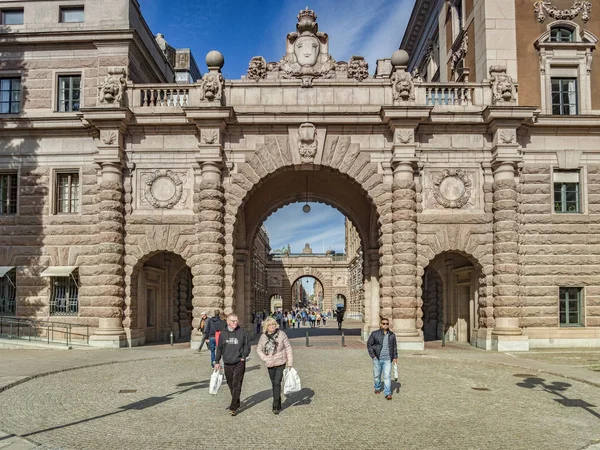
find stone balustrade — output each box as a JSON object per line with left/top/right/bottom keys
{"left": 127, "top": 80, "right": 498, "bottom": 111}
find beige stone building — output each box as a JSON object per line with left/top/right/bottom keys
{"left": 0, "top": 0, "right": 599, "bottom": 350}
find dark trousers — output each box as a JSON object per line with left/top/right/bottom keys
{"left": 268, "top": 364, "right": 285, "bottom": 410}
{"left": 224, "top": 360, "right": 246, "bottom": 411}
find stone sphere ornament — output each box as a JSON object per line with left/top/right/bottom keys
{"left": 303, "top": 204, "right": 311, "bottom": 213}
{"left": 391, "top": 49, "right": 409, "bottom": 68}
{"left": 206, "top": 50, "right": 224, "bottom": 69}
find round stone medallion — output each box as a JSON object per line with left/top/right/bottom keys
{"left": 151, "top": 176, "right": 176, "bottom": 202}
{"left": 439, "top": 176, "right": 465, "bottom": 201}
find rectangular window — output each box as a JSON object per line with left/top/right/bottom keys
{"left": 0, "top": 78, "right": 21, "bottom": 114}
{"left": 50, "top": 271, "right": 79, "bottom": 315}
{"left": 56, "top": 172, "right": 79, "bottom": 213}
{"left": 1, "top": 9, "right": 24, "bottom": 25}
{"left": 551, "top": 78, "right": 578, "bottom": 115}
{"left": 559, "top": 287, "right": 583, "bottom": 326}
{"left": 60, "top": 6, "right": 84, "bottom": 23}
{"left": 553, "top": 171, "right": 580, "bottom": 213}
{"left": 57, "top": 75, "right": 80, "bottom": 112}
{"left": 0, "top": 173, "right": 18, "bottom": 215}
{"left": 0, "top": 268, "right": 16, "bottom": 316}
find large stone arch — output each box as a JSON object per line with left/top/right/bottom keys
{"left": 222, "top": 134, "right": 391, "bottom": 335}
{"left": 288, "top": 269, "right": 327, "bottom": 310}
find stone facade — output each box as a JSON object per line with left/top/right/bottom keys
{"left": 1, "top": 2, "right": 599, "bottom": 350}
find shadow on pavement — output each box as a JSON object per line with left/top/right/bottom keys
{"left": 282, "top": 387, "right": 315, "bottom": 409}
{"left": 516, "top": 377, "right": 600, "bottom": 420}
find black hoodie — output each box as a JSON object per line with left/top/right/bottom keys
{"left": 203, "top": 316, "right": 225, "bottom": 341}
{"left": 215, "top": 326, "right": 250, "bottom": 365}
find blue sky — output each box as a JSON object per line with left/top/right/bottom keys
{"left": 139, "top": 0, "right": 414, "bottom": 79}
{"left": 263, "top": 202, "right": 346, "bottom": 254}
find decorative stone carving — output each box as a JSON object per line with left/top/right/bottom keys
{"left": 392, "top": 70, "right": 415, "bottom": 101}
{"left": 430, "top": 169, "right": 472, "bottom": 209}
{"left": 298, "top": 123, "right": 317, "bottom": 163}
{"left": 533, "top": 1, "right": 592, "bottom": 23}
{"left": 269, "top": 275, "right": 282, "bottom": 287}
{"left": 97, "top": 67, "right": 126, "bottom": 106}
{"left": 411, "top": 68, "right": 423, "bottom": 82}
{"left": 396, "top": 129, "right": 414, "bottom": 144}
{"left": 247, "top": 8, "right": 336, "bottom": 87}
{"left": 451, "top": 35, "right": 468, "bottom": 73}
{"left": 335, "top": 61, "right": 348, "bottom": 72}
{"left": 500, "top": 130, "right": 515, "bottom": 144}
{"left": 142, "top": 170, "right": 186, "bottom": 209}
{"left": 201, "top": 129, "right": 219, "bottom": 145}
{"left": 199, "top": 72, "right": 224, "bottom": 102}
{"left": 490, "top": 66, "right": 517, "bottom": 105}
{"left": 247, "top": 56, "right": 267, "bottom": 81}
{"left": 347, "top": 56, "right": 369, "bottom": 81}
{"left": 302, "top": 243, "right": 313, "bottom": 254}
{"left": 101, "top": 131, "right": 117, "bottom": 145}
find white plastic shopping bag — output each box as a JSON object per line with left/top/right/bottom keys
{"left": 209, "top": 369, "right": 223, "bottom": 395}
{"left": 283, "top": 367, "right": 301, "bottom": 395}
{"left": 392, "top": 362, "right": 399, "bottom": 381}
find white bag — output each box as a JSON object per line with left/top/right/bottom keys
{"left": 392, "top": 362, "right": 399, "bottom": 381}
{"left": 283, "top": 367, "right": 301, "bottom": 395}
{"left": 209, "top": 369, "right": 223, "bottom": 395}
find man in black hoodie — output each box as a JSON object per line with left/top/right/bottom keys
{"left": 203, "top": 309, "right": 226, "bottom": 368}
{"left": 214, "top": 313, "right": 250, "bottom": 416}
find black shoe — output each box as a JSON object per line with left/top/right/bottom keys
{"left": 229, "top": 409, "right": 237, "bottom": 416}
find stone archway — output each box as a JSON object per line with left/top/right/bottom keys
{"left": 222, "top": 157, "right": 388, "bottom": 339}
{"left": 421, "top": 251, "right": 485, "bottom": 346}
{"left": 290, "top": 274, "right": 325, "bottom": 310}
{"left": 124, "top": 250, "right": 192, "bottom": 346}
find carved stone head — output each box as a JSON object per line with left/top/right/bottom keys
{"left": 294, "top": 34, "right": 320, "bottom": 67}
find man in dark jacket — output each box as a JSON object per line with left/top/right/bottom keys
{"left": 203, "top": 309, "right": 225, "bottom": 368}
{"left": 366, "top": 318, "right": 398, "bottom": 400}
{"left": 214, "top": 313, "right": 250, "bottom": 416}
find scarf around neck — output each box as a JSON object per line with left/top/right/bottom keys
{"left": 263, "top": 330, "right": 279, "bottom": 356}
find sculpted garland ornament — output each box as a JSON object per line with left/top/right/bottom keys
{"left": 431, "top": 169, "right": 472, "bottom": 209}
{"left": 533, "top": 1, "right": 592, "bottom": 23}
{"left": 298, "top": 123, "right": 317, "bottom": 163}
{"left": 143, "top": 170, "right": 184, "bottom": 209}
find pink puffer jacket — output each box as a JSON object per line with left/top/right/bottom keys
{"left": 256, "top": 331, "right": 293, "bottom": 368}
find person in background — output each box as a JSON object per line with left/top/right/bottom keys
{"left": 203, "top": 309, "right": 226, "bottom": 368}
{"left": 256, "top": 316, "right": 293, "bottom": 414}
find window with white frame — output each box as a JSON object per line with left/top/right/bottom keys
{"left": 0, "top": 78, "right": 21, "bottom": 114}
{"left": 50, "top": 271, "right": 79, "bottom": 315}
{"left": 551, "top": 78, "right": 578, "bottom": 115}
{"left": 553, "top": 170, "right": 580, "bottom": 213}
{"left": 450, "top": 0, "right": 463, "bottom": 43}
{"left": 56, "top": 172, "right": 79, "bottom": 213}
{"left": 0, "top": 172, "right": 18, "bottom": 215}
{"left": 559, "top": 287, "right": 583, "bottom": 326}
{"left": 0, "top": 268, "right": 16, "bottom": 315}
{"left": 535, "top": 22, "right": 597, "bottom": 115}
{"left": 57, "top": 75, "right": 80, "bottom": 112}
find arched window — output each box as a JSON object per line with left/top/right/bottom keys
{"left": 550, "top": 26, "right": 574, "bottom": 43}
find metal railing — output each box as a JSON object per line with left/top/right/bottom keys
{"left": 0, "top": 317, "right": 91, "bottom": 347}
{"left": 268, "top": 252, "right": 347, "bottom": 261}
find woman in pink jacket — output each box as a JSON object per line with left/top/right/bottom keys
{"left": 256, "top": 316, "right": 293, "bottom": 414}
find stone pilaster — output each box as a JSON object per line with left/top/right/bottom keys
{"left": 191, "top": 161, "right": 225, "bottom": 346}
{"left": 391, "top": 161, "right": 422, "bottom": 349}
{"left": 491, "top": 162, "right": 528, "bottom": 351}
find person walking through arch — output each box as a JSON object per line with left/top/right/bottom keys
{"left": 203, "top": 309, "right": 226, "bottom": 368}
{"left": 256, "top": 316, "right": 293, "bottom": 414}
{"left": 215, "top": 313, "right": 250, "bottom": 416}
{"left": 336, "top": 306, "right": 345, "bottom": 330}
{"left": 367, "top": 318, "right": 398, "bottom": 400}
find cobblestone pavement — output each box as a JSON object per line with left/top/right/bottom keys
{"left": 1, "top": 324, "right": 600, "bottom": 450}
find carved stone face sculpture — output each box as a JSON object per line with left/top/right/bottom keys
{"left": 294, "top": 35, "right": 320, "bottom": 66}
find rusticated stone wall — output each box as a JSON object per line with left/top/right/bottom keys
{"left": 519, "top": 164, "right": 600, "bottom": 328}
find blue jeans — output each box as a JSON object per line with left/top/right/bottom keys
{"left": 373, "top": 358, "right": 392, "bottom": 396}
{"left": 209, "top": 337, "right": 216, "bottom": 365}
